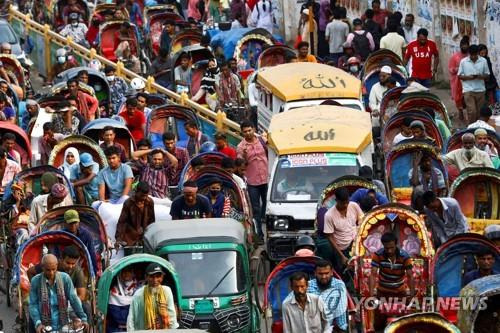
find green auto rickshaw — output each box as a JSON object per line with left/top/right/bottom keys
{"left": 144, "top": 218, "right": 260, "bottom": 332}
{"left": 96, "top": 253, "right": 182, "bottom": 332}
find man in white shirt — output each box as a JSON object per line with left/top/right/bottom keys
{"left": 402, "top": 13, "right": 420, "bottom": 43}
{"left": 369, "top": 65, "right": 399, "bottom": 126}
{"left": 443, "top": 133, "right": 494, "bottom": 171}
{"left": 380, "top": 19, "right": 406, "bottom": 59}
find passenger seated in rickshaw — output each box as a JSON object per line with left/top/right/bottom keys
{"left": 2, "top": 181, "right": 30, "bottom": 246}
{"left": 115, "top": 22, "right": 136, "bottom": 54}
{"left": 130, "top": 138, "right": 152, "bottom": 174}
{"left": 29, "top": 184, "right": 73, "bottom": 231}
{"left": 474, "top": 128, "right": 499, "bottom": 165}
{"left": 29, "top": 254, "right": 89, "bottom": 333}
{"left": 115, "top": 41, "right": 141, "bottom": 74}
{"left": 423, "top": 108, "right": 451, "bottom": 143}
{"left": 443, "top": 133, "right": 493, "bottom": 172}
{"left": 96, "top": 146, "right": 134, "bottom": 204}
{"left": 62, "top": 0, "right": 86, "bottom": 25}
{"left": 86, "top": 15, "right": 102, "bottom": 48}
{"left": 205, "top": 176, "right": 231, "bottom": 218}
{"left": 116, "top": 182, "right": 155, "bottom": 247}
{"left": 369, "top": 66, "right": 400, "bottom": 119}
{"left": 184, "top": 120, "right": 210, "bottom": 158}
{"left": 49, "top": 48, "right": 79, "bottom": 84}
{"left": 100, "top": 126, "right": 128, "bottom": 163}
{"left": 174, "top": 53, "right": 192, "bottom": 93}
{"left": 63, "top": 209, "right": 99, "bottom": 274}
{"left": 276, "top": 168, "right": 314, "bottom": 199}
{"left": 60, "top": 13, "right": 89, "bottom": 47}
{"left": 422, "top": 190, "right": 468, "bottom": 248}
{"left": 22, "top": 99, "right": 39, "bottom": 131}
{"left": 71, "top": 153, "right": 100, "bottom": 205}
{"left": 0, "top": 92, "right": 15, "bottom": 123}
{"left": 409, "top": 150, "right": 446, "bottom": 196}
{"left": 462, "top": 249, "right": 499, "bottom": 286}
{"left": 135, "top": 149, "right": 178, "bottom": 199}
{"left": 66, "top": 77, "right": 99, "bottom": 122}
{"left": 2, "top": 132, "right": 21, "bottom": 165}
{"left": 409, "top": 120, "right": 436, "bottom": 145}
{"left": 0, "top": 61, "right": 12, "bottom": 84}
{"left": 50, "top": 101, "right": 80, "bottom": 136}
{"left": 162, "top": 132, "right": 189, "bottom": 187}
{"left": 59, "top": 147, "right": 79, "bottom": 180}
{"left": 39, "top": 123, "right": 65, "bottom": 165}
{"left": 170, "top": 180, "right": 212, "bottom": 220}
{"left": 191, "top": 58, "right": 219, "bottom": 111}
{"left": 392, "top": 117, "right": 414, "bottom": 146}
{"left": 107, "top": 266, "right": 142, "bottom": 333}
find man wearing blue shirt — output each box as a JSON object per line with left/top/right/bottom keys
{"left": 29, "top": 254, "right": 88, "bottom": 333}
{"left": 97, "top": 146, "right": 134, "bottom": 204}
{"left": 71, "top": 152, "right": 100, "bottom": 205}
{"left": 463, "top": 249, "right": 499, "bottom": 286}
{"left": 350, "top": 188, "right": 389, "bottom": 206}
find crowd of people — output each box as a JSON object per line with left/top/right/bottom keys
{"left": 0, "top": 0, "right": 498, "bottom": 331}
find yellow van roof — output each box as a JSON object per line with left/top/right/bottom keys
{"left": 256, "top": 63, "right": 362, "bottom": 102}
{"left": 268, "top": 106, "right": 372, "bottom": 155}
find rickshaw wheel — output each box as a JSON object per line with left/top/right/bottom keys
{"left": 251, "top": 249, "right": 270, "bottom": 312}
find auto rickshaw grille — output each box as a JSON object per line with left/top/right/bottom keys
{"left": 180, "top": 304, "right": 251, "bottom": 332}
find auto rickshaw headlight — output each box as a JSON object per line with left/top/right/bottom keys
{"left": 273, "top": 218, "right": 289, "bottom": 231}
{"left": 227, "top": 314, "right": 241, "bottom": 329}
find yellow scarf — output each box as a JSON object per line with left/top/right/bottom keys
{"left": 144, "top": 285, "right": 170, "bottom": 329}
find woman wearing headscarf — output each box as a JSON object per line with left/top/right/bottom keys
{"left": 59, "top": 147, "right": 80, "bottom": 180}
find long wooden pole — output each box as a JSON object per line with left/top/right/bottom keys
{"left": 308, "top": 5, "right": 315, "bottom": 55}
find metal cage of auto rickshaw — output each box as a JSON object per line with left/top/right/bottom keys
{"left": 96, "top": 253, "right": 182, "bottom": 333}
{"left": 385, "top": 139, "right": 448, "bottom": 203}
{"left": 430, "top": 233, "right": 500, "bottom": 324}
{"left": 81, "top": 118, "right": 136, "bottom": 160}
{"left": 48, "top": 134, "right": 108, "bottom": 169}
{"left": 10, "top": 230, "right": 96, "bottom": 332}
{"left": 457, "top": 274, "right": 500, "bottom": 333}
{"left": 450, "top": 167, "right": 500, "bottom": 234}
{"left": 352, "top": 203, "right": 435, "bottom": 332}
{"left": 32, "top": 204, "right": 111, "bottom": 274}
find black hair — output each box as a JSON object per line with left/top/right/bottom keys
{"left": 104, "top": 145, "right": 121, "bottom": 157}
{"left": 102, "top": 125, "right": 115, "bottom": 134}
{"left": 136, "top": 92, "right": 148, "bottom": 100}
{"left": 235, "top": 158, "right": 247, "bottom": 167}
{"left": 207, "top": 176, "right": 222, "bottom": 185}
{"left": 200, "top": 34, "right": 211, "bottom": 46}
{"left": 386, "top": 77, "right": 397, "bottom": 85}
{"left": 67, "top": 78, "right": 79, "bottom": 86}
{"left": 315, "top": 259, "right": 333, "bottom": 270}
{"left": 191, "top": 157, "right": 204, "bottom": 167}
{"left": 179, "top": 52, "right": 190, "bottom": 60}
{"left": 364, "top": 9, "right": 374, "bottom": 19}
{"left": 104, "top": 65, "right": 115, "bottom": 74}
{"left": 417, "top": 28, "right": 428, "bottom": 37}
{"left": 422, "top": 190, "right": 437, "bottom": 206}
{"left": 136, "top": 181, "right": 150, "bottom": 194}
{"left": 469, "top": 44, "right": 479, "bottom": 55}
{"left": 184, "top": 120, "right": 199, "bottom": 129}
{"left": 162, "top": 132, "right": 176, "bottom": 141}
{"left": 57, "top": 100, "right": 72, "bottom": 109}
{"left": 221, "top": 157, "right": 235, "bottom": 169}
{"left": 125, "top": 97, "right": 138, "bottom": 107}
{"left": 478, "top": 44, "right": 487, "bottom": 52}
{"left": 297, "top": 41, "right": 310, "bottom": 50}
{"left": 214, "top": 132, "right": 227, "bottom": 141}
{"left": 121, "top": 21, "right": 131, "bottom": 29}
{"left": 334, "top": 187, "right": 350, "bottom": 202}
{"left": 392, "top": 11, "right": 403, "bottom": 22}
{"left": 286, "top": 54, "right": 298, "bottom": 62}
{"left": 228, "top": 57, "right": 237, "bottom": 63}
{"left": 2, "top": 132, "right": 15, "bottom": 142}
{"left": 150, "top": 148, "right": 163, "bottom": 156}
{"left": 159, "top": 48, "right": 169, "bottom": 58}
{"left": 477, "top": 248, "right": 495, "bottom": 258}
{"left": 359, "top": 195, "right": 377, "bottom": 212}
{"left": 183, "top": 180, "right": 197, "bottom": 188}
{"left": 66, "top": 95, "right": 78, "bottom": 103}
{"left": 403, "top": 117, "right": 414, "bottom": 127}
{"left": 358, "top": 165, "right": 373, "bottom": 180}
{"left": 460, "top": 36, "right": 470, "bottom": 47}
{"left": 77, "top": 69, "right": 88, "bottom": 77}
{"left": 381, "top": 232, "right": 398, "bottom": 244}
{"left": 62, "top": 245, "right": 80, "bottom": 259}
{"left": 387, "top": 19, "right": 398, "bottom": 33}
{"left": 289, "top": 271, "right": 308, "bottom": 284}
{"left": 333, "top": 7, "right": 343, "bottom": 19}
{"left": 43, "top": 122, "right": 54, "bottom": 132}
{"left": 137, "top": 138, "right": 152, "bottom": 148}
{"left": 240, "top": 120, "right": 254, "bottom": 131}
{"left": 406, "top": 13, "right": 414, "bottom": 19}
{"left": 0, "top": 146, "right": 6, "bottom": 158}
{"left": 372, "top": 0, "right": 381, "bottom": 4}
{"left": 479, "top": 105, "right": 492, "bottom": 119}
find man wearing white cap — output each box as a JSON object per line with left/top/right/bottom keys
{"left": 369, "top": 65, "right": 399, "bottom": 126}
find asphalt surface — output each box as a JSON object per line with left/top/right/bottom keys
{"left": 0, "top": 69, "right": 456, "bottom": 332}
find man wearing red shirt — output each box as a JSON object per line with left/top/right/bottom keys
{"left": 215, "top": 132, "right": 237, "bottom": 160}
{"left": 119, "top": 98, "right": 146, "bottom": 142}
{"left": 66, "top": 78, "right": 99, "bottom": 122}
{"left": 404, "top": 28, "right": 439, "bottom": 88}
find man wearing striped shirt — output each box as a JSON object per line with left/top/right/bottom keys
{"left": 138, "top": 149, "right": 178, "bottom": 199}
{"left": 308, "top": 260, "right": 348, "bottom": 332}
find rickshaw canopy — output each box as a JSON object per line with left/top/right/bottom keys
{"left": 97, "top": 253, "right": 181, "bottom": 316}
{"left": 384, "top": 312, "right": 461, "bottom": 333}
{"left": 0, "top": 122, "right": 32, "bottom": 164}
{"left": 257, "top": 63, "right": 362, "bottom": 102}
{"left": 144, "top": 218, "right": 246, "bottom": 252}
{"left": 267, "top": 106, "right": 372, "bottom": 155}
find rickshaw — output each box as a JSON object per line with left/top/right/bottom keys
{"left": 317, "top": 175, "right": 378, "bottom": 212}
{"left": 378, "top": 86, "right": 405, "bottom": 125}
{"left": 430, "top": 233, "right": 500, "bottom": 324}
{"left": 262, "top": 256, "right": 357, "bottom": 332}
{"left": 32, "top": 204, "right": 111, "bottom": 274}
{"left": 363, "top": 69, "right": 406, "bottom": 112}
{"left": 52, "top": 0, "right": 90, "bottom": 30}
{"left": 96, "top": 253, "right": 182, "bottom": 333}
{"left": 10, "top": 230, "right": 96, "bottom": 332}
{"left": 115, "top": 92, "right": 168, "bottom": 116}
{"left": 2, "top": 165, "right": 73, "bottom": 203}
{"left": 144, "top": 9, "right": 185, "bottom": 57}
{"left": 352, "top": 203, "right": 435, "bottom": 332}
{"left": 450, "top": 168, "right": 500, "bottom": 234}
{"left": 385, "top": 139, "right": 447, "bottom": 203}
{"left": 54, "top": 66, "right": 111, "bottom": 107}
{"left": 146, "top": 104, "right": 200, "bottom": 149}
{"left": 144, "top": 218, "right": 260, "bottom": 332}
{"left": 178, "top": 151, "right": 229, "bottom": 185}
{"left": 90, "top": 3, "right": 129, "bottom": 22}
{"left": 266, "top": 106, "right": 373, "bottom": 262}
{"left": 397, "top": 92, "right": 452, "bottom": 128}
{"left": 170, "top": 29, "right": 203, "bottom": 55}
{"left": 257, "top": 45, "right": 296, "bottom": 69}
{"left": 0, "top": 122, "right": 32, "bottom": 167}
{"left": 50, "top": 80, "right": 97, "bottom": 99}
{"left": 98, "top": 21, "right": 141, "bottom": 63}
{"left": 169, "top": 45, "right": 214, "bottom": 88}
{"left": 361, "top": 49, "right": 405, "bottom": 78}
{"left": 384, "top": 312, "right": 461, "bottom": 332}
{"left": 0, "top": 54, "right": 29, "bottom": 95}
{"left": 82, "top": 118, "right": 136, "bottom": 159}
{"left": 457, "top": 274, "right": 500, "bottom": 333}
{"left": 48, "top": 134, "right": 108, "bottom": 169}
{"left": 179, "top": 166, "right": 252, "bottom": 227}
{"left": 382, "top": 111, "right": 444, "bottom": 155}
{"left": 446, "top": 128, "right": 500, "bottom": 154}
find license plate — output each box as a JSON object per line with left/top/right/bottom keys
{"left": 194, "top": 299, "right": 214, "bottom": 314}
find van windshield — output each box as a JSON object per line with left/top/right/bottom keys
{"left": 168, "top": 250, "right": 246, "bottom": 297}
{"left": 271, "top": 153, "right": 359, "bottom": 202}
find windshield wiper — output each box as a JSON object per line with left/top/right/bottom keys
{"left": 205, "top": 266, "right": 235, "bottom": 298}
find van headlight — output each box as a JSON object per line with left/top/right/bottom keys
{"left": 227, "top": 314, "right": 241, "bottom": 328}
{"left": 273, "top": 218, "right": 289, "bottom": 230}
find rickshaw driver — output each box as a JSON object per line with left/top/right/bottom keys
{"left": 462, "top": 249, "right": 500, "bottom": 286}
{"left": 276, "top": 167, "right": 314, "bottom": 199}
{"left": 369, "top": 232, "right": 415, "bottom": 299}
{"left": 170, "top": 180, "right": 212, "bottom": 220}
{"left": 96, "top": 146, "right": 134, "bottom": 205}
{"left": 29, "top": 254, "right": 89, "bottom": 333}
